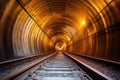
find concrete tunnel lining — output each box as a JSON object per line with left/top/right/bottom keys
{"left": 0, "top": 0, "right": 120, "bottom": 62}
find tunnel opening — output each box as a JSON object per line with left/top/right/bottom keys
{"left": 55, "top": 42, "right": 67, "bottom": 51}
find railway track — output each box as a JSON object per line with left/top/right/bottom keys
{"left": 0, "top": 52, "right": 56, "bottom": 80}
{"left": 0, "top": 51, "right": 93, "bottom": 80}
{"left": 14, "top": 51, "right": 93, "bottom": 80}
{"left": 64, "top": 52, "right": 120, "bottom": 80}
{"left": 0, "top": 51, "right": 119, "bottom": 80}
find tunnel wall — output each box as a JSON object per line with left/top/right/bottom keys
{"left": 0, "top": 0, "right": 54, "bottom": 61}
{"left": 0, "top": 0, "right": 120, "bottom": 63}
{"left": 67, "top": 0, "right": 120, "bottom": 62}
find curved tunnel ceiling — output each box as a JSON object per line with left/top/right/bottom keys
{"left": 14, "top": 0, "right": 107, "bottom": 42}
{"left": 0, "top": 0, "right": 120, "bottom": 62}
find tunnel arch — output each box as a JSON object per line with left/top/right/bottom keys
{"left": 0, "top": 0, "right": 120, "bottom": 62}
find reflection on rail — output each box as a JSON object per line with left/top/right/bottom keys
{"left": 0, "top": 51, "right": 120, "bottom": 80}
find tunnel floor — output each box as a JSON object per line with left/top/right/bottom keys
{"left": 25, "top": 52, "right": 92, "bottom": 80}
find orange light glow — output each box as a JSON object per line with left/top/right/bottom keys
{"left": 81, "top": 20, "right": 86, "bottom": 25}
{"left": 68, "top": 38, "right": 70, "bottom": 41}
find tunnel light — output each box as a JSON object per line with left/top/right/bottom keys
{"left": 81, "top": 20, "right": 86, "bottom": 25}
{"left": 68, "top": 38, "right": 70, "bottom": 41}
{"left": 59, "top": 48, "right": 62, "bottom": 50}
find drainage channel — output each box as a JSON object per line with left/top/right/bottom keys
{"left": 24, "top": 51, "right": 92, "bottom": 80}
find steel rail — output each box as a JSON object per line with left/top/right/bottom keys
{"left": 0, "top": 52, "right": 56, "bottom": 80}
{"left": 0, "top": 51, "right": 54, "bottom": 70}
{"left": 14, "top": 51, "right": 93, "bottom": 80}
{"left": 64, "top": 52, "right": 111, "bottom": 80}
{"left": 65, "top": 51, "right": 120, "bottom": 65}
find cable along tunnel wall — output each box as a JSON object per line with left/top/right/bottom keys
{"left": 0, "top": 0, "right": 55, "bottom": 60}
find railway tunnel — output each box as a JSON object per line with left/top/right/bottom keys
{"left": 0, "top": 0, "right": 120, "bottom": 80}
